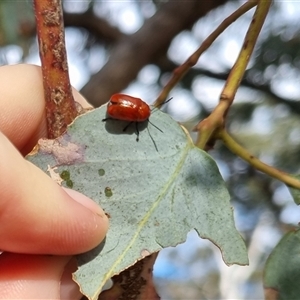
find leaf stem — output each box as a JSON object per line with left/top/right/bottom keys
{"left": 34, "top": 0, "right": 77, "bottom": 139}
{"left": 218, "top": 129, "right": 300, "bottom": 189}
{"left": 154, "top": 0, "right": 258, "bottom": 107}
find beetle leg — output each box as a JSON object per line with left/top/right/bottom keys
{"left": 123, "top": 122, "right": 140, "bottom": 141}
{"left": 135, "top": 122, "right": 139, "bottom": 142}
{"left": 123, "top": 121, "right": 133, "bottom": 132}
{"left": 123, "top": 122, "right": 139, "bottom": 141}
{"left": 102, "top": 117, "right": 111, "bottom": 122}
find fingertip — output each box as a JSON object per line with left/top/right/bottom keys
{"left": 63, "top": 188, "right": 106, "bottom": 218}
{"left": 61, "top": 188, "right": 109, "bottom": 252}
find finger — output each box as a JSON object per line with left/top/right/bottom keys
{"left": 60, "top": 257, "right": 83, "bottom": 299}
{"left": 0, "top": 64, "right": 46, "bottom": 153}
{"left": 0, "top": 253, "right": 82, "bottom": 299}
{"left": 0, "top": 64, "right": 92, "bottom": 154}
{"left": 0, "top": 132, "right": 108, "bottom": 255}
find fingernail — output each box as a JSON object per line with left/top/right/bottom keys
{"left": 63, "top": 188, "right": 105, "bottom": 217}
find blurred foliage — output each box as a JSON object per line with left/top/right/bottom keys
{"left": 1, "top": 1, "right": 300, "bottom": 299}
{"left": 254, "top": 33, "right": 300, "bottom": 72}
{"left": 0, "top": 1, "right": 34, "bottom": 59}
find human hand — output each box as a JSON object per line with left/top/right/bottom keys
{"left": 0, "top": 64, "right": 109, "bottom": 299}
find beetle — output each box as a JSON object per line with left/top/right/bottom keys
{"left": 105, "top": 93, "right": 151, "bottom": 123}
{"left": 102, "top": 93, "right": 170, "bottom": 142}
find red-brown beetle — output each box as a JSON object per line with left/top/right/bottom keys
{"left": 102, "top": 94, "right": 172, "bottom": 144}
{"left": 106, "top": 94, "right": 151, "bottom": 123}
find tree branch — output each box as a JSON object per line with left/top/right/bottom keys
{"left": 34, "top": 0, "right": 77, "bottom": 138}
{"left": 63, "top": 11, "right": 124, "bottom": 43}
{"left": 194, "top": 0, "right": 271, "bottom": 149}
{"left": 218, "top": 129, "right": 300, "bottom": 189}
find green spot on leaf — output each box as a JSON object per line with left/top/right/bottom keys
{"left": 98, "top": 169, "right": 105, "bottom": 176}
{"left": 60, "top": 170, "right": 73, "bottom": 188}
{"left": 105, "top": 187, "right": 113, "bottom": 197}
{"left": 60, "top": 170, "right": 70, "bottom": 180}
{"left": 66, "top": 180, "right": 73, "bottom": 188}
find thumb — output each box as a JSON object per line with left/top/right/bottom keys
{"left": 0, "top": 254, "right": 81, "bottom": 299}
{"left": 0, "top": 132, "right": 108, "bottom": 255}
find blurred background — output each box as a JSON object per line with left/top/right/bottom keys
{"left": 1, "top": 0, "right": 300, "bottom": 298}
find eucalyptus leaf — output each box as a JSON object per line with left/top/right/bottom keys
{"left": 27, "top": 105, "right": 248, "bottom": 300}
{"left": 264, "top": 228, "right": 300, "bottom": 299}
{"left": 288, "top": 174, "right": 300, "bottom": 205}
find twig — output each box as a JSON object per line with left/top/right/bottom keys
{"left": 154, "top": 0, "right": 258, "bottom": 108}
{"left": 217, "top": 129, "right": 300, "bottom": 189}
{"left": 34, "top": 0, "right": 77, "bottom": 139}
{"left": 194, "top": 0, "right": 272, "bottom": 149}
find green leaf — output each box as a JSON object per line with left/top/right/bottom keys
{"left": 27, "top": 106, "right": 248, "bottom": 300}
{"left": 264, "top": 228, "right": 300, "bottom": 300}
{"left": 288, "top": 174, "right": 300, "bottom": 205}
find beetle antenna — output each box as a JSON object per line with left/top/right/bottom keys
{"left": 147, "top": 126, "right": 159, "bottom": 152}
{"left": 151, "top": 97, "right": 173, "bottom": 113}
{"left": 148, "top": 119, "right": 163, "bottom": 133}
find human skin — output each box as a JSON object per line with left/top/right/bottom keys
{"left": 0, "top": 64, "right": 109, "bottom": 299}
